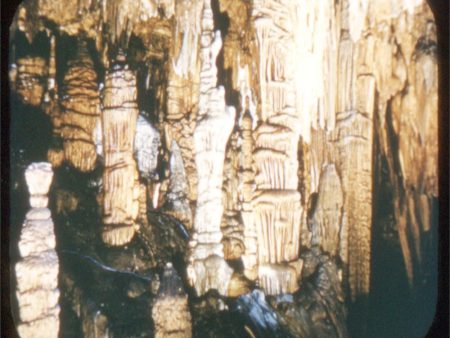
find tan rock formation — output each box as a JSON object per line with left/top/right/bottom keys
{"left": 311, "top": 164, "right": 344, "bottom": 257}
{"left": 60, "top": 39, "right": 101, "bottom": 172}
{"left": 101, "top": 65, "right": 140, "bottom": 246}
{"left": 16, "top": 162, "right": 59, "bottom": 338}
{"left": 165, "top": 0, "right": 203, "bottom": 209}
{"left": 221, "top": 132, "right": 245, "bottom": 260}
{"left": 15, "top": 56, "right": 47, "bottom": 107}
{"left": 240, "top": 112, "right": 258, "bottom": 281}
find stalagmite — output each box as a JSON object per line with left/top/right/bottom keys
{"left": 60, "top": 39, "right": 101, "bottom": 172}
{"left": 187, "top": 0, "right": 234, "bottom": 296}
{"left": 101, "top": 63, "right": 140, "bottom": 246}
{"left": 152, "top": 263, "right": 192, "bottom": 338}
{"left": 15, "top": 162, "right": 60, "bottom": 338}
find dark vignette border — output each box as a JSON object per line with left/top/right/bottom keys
{"left": 1, "top": 1, "right": 448, "bottom": 337}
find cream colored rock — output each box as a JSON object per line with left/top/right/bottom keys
{"left": 15, "top": 251, "right": 59, "bottom": 292}
{"left": 25, "top": 162, "right": 53, "bottom": 208}
{"left": 166, "top": 0, "right": 203, "bottom": 206}
{"left": 102, "top": 66, "right": 140, "bottom": 246}
{"left": 249, "top": 0, "right": 305, "bottom": 295}
{"left": 25, "top": 207, "right": 51, "bottom": 221}
{"left": 187, "top": 0, "right": 235, "bottom": 296}
{"left": 17, "top": 315, "right": 59, "bottom": 338}
{"left": 16, "top": 163, "right": 59, "bottom": 338}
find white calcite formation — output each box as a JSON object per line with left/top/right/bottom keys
{"left": 134, "top": 114, "right": 161, "bottom": 180}
{"left": 16, "top": 162, "right": 60, "bottom": 338}
{"left": 24, "top": 162, "right": 54, "bottom": 208}
{"left": 248, "top": 0, "right": 304, "bottom": 295}
{"left": 101, "top": 65, "right": 140, "bottom": 246}
{"left": 187, "top": 0, "right": 235, "bottom": 296}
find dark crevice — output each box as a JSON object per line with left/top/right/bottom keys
{"left": 211, "top": 0, "right": 240, "bottom": 109}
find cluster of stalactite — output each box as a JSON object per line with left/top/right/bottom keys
{"left": 9, "top": 0, "right": 438, "bottom": 335}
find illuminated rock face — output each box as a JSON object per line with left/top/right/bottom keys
{"left": 187, "top": 0, "right": 235, "bottom": 296}
{"left": 60, "top": 39, "right": 101, "bottom": 173}
{"left": 16, "top": 162, "right": 59, "bottom": 338}
{"left": 10, "top": 0, "right": 438, "bottom": 303}
{"left": 101, "top": 67, "right": 140, "bottom": 246}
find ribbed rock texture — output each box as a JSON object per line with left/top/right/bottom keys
{"left": 16, "top": 163, "right": 60, "bottom": 338}
{"left": 60, "top": 39, "right": 101, "bottom": 172}
{"left": 187, "top": 0, "right": 235, "bottom": 296}
{"left": 10, "top": 0, "right": 438, "bottom": 326}
{"left": 101, "top": 66, "right": 140, "bottom": 246}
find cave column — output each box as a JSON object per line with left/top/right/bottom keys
{"left": 101, "top": 61, "right": 140, "bottom": 246}
{"left": 249, "top": 0, "right": 303, "bottom": 295}
{"left": 187, "top": 0, "right": 235, "bottom": 296}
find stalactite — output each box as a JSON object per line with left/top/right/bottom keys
{"left": 101, "top": 64, "right": 140, "bottom": 246}
{"left": 60, "top": 39, "right": 101, "bottom": 172}
{"left": 152, "top": 263, "right": 192, "bottom": 338}
{"left": 16, "top": 163, "right": 59, "bottom": 338}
